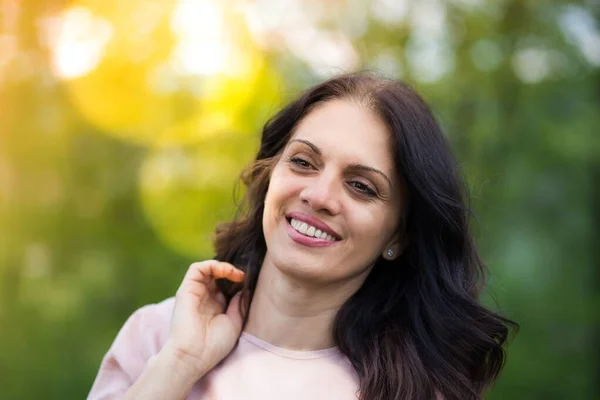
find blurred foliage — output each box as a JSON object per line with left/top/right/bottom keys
{"left": 0, "top": 0, "right": 598, "bottom": 399}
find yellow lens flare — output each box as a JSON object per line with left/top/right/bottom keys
{"left": 39, "top": 0, "right": 286, "bottom": 257}
{"left": 153, "top": 56, "right": 283, "bottom": 147}
{"left": 155, "top": 109, "right": 237, "bottom": 148}
{"left": 140, "top": 62, "right": 282, "bottom": 256}
{"left": 46, "top": 0, "right": 272, "bottom": 147}
{"left": 139, "top": 132, "right": 257, "bottom": 258}
{"left": 44, "top": 1, "right": 173, "bottom": 144}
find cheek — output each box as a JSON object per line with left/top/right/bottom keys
{"left": 265, "top": 166, "right": 300, "bottom": 204}
{"left": 350, "top": 208, "right": 398, "bottom": 245}
{"left": 264, "top": 170, "right": 283, "bottom": 212}
{"left": 262, "top": 168, "right": 293, "bottom": 230}
{"left": 262, "top": 186, "right": 278, "bottom": 235}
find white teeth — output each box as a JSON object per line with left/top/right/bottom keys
{"left": 289, "top": 218, "right": 336, "bottom": 241}
{"left": 299, "top": 222, "right": 308, "bottom": 234}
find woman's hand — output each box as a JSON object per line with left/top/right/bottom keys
{"left": 162, "top": 260, "right": 246, "bottom": 377}
{"left": 122, "top": 261, "right": 244, "bottom": 400}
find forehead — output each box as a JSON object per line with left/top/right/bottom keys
{"left": 290, "top": 99, "right": 394, "bottom": 168}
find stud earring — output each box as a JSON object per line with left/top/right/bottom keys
{"left": 386, "top": 249, "right": 394, "bottom": 257}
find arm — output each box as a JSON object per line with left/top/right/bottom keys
{"left": 88, "top": 261, "right": 245, "bottom": 400}
{"left": 87, "top": 302, "right": 176, "bottom": 400}
{"left": 123, "top": 345, "right": 208, "bottom": 400}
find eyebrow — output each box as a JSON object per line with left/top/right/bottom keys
{"left": 291, "top": 138, "right": 321, "bottom": 155}
{"left": 289, "top": 139, "right": 393, "bottom": 188}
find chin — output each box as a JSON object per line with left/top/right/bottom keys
{"left": 267, "top": 249, "right": 333, "bottom": 282}
{"left": 280, "top": 263, "right": 333, "bottom": 283}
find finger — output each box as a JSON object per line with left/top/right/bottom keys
{"left": 183, "top": 261, "right": 245, "bottom": 286}
{"left": 214, "top": 290, "right": 226, "bottom": 310}
{"left": 225, "top": 291, "right": 244, "bottom": 333}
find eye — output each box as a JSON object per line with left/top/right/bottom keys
{"left": 289, "top": 156, "right": 314, "bottom": 169}
{"left": 349, "top": 180, "right": 377, "bottom": 197}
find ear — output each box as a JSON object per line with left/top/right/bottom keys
{"left": 381, "top": 233, "right": 408, "bottom": 261}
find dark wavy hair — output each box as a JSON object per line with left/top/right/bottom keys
{"left": 214, "top": 72, "right": 517, "bottom": 400}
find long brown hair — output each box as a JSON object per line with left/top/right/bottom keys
{"left": 214, "top": 72, "right": 517, "bottom": 400}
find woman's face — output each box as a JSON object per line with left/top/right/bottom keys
{"left": 262, "top": 99, "right": 404, "bottom": 285}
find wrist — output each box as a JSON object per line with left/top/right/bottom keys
{"left": 159, "top": 341, "right": 210, "bottom": 380}
{"left": 123, "top": 345, "right": 205, "bottom": 400}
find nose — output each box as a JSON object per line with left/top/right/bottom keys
{"left": 298, "top": 170, "right": 342, "bottom": 216}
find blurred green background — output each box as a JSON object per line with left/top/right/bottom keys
{"left": 0, "top": 0, "right": 598, "bottom": 399}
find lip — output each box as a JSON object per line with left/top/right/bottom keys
{"left": 285, "top": 211, "right": 341, "bottom": 240}
{"left": 285, "top": 219, "right": 338, "bottom": 248}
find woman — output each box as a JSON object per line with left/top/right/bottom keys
{"left": 88, "top": 72, "right": 517, "bottom": 400}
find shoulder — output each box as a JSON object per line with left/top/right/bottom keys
{"left": 127, "top": 297, "right": 175, "bottom": 350}
{"left": 129, "top": 296, "right": 175, "bottom": 331}
{"left": 110, "top": 297, "right": 175, "bottom": 364}
{"left": 87, "top": 297, "right": 176, "bottom": 398}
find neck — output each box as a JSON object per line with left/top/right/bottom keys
{"left": 243, "top": 254, "right": 369, "bottom": 351}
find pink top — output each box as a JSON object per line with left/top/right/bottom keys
{"left": 88, "top": 297, "right": 360, "bottom": 400}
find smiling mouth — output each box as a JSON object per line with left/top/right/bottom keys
{"left": 286, "top": 217, "right": 338, "bottom": 241}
